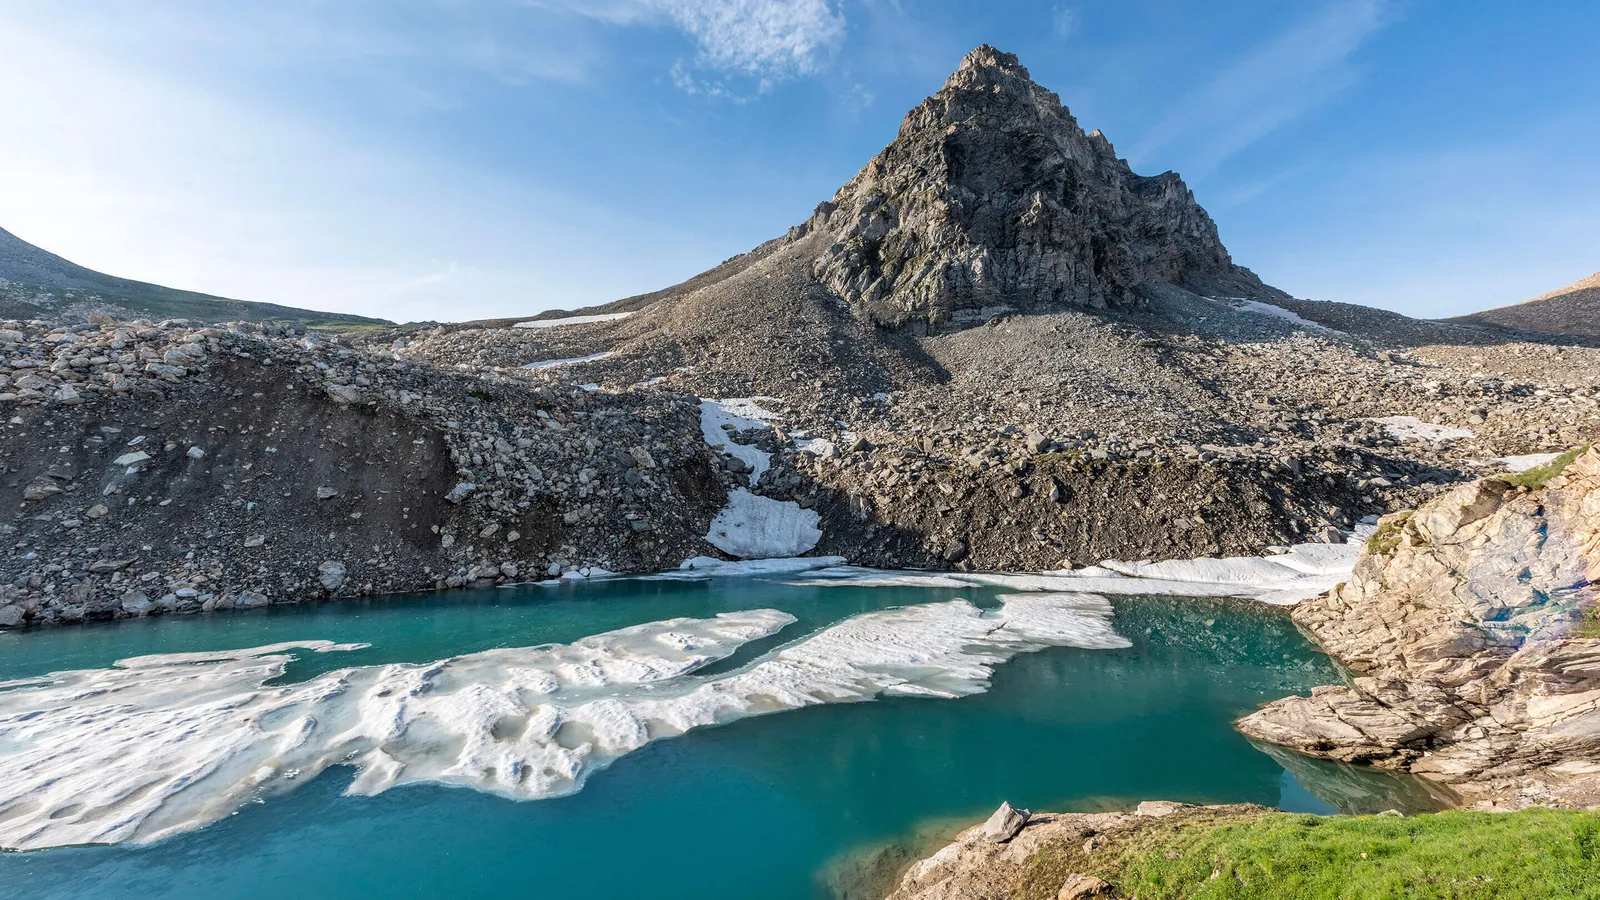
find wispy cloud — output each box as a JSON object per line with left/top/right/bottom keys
{"left": 1129, "top": 0, "right": 1394, "bottom": 179}
{"left": 537, "top": 0, "right": 847, "bottom": 91}
{"left": 1051, "top": 5, "right": 1077, "bottom": 39}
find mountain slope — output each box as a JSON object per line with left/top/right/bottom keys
{"left": 1453, "top": 271, "right": 1600, "bottom": 338}
{"left": 0, "top": 226, "right": 390, "bottom": 326}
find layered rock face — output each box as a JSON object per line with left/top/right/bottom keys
{"left": 800, "top": 45, "right": 1279, "bottom": 328}
{"left": 1239, "top": 447, "right": 1600, "bottom": 807}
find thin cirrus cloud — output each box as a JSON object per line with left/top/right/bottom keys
{"left": 535, "top": 0, "right": 847, "bottom": 84}
{"left": 1127, "top": 0, "right": 1392, "bottom": 180}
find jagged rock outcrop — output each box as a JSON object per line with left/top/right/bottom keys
{"left": 797, "top": 45, "right": 1280, "bottom": 328}
{"left": 1239, "top": 446, "right": 1600, "bottom": 807}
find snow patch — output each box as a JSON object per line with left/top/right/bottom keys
{"left": 1232, "top": 300, "right": 1339, "bottom": 333}
{"left": 0, "top": 596, "right": 1127, "bottom": 850}
{"left": 518, "top": 349, "right": 611, "bottom": 366}
{"left": 1369, "top": 416, "right": 1475, "bottom": 443}
{"left": 513, "top": 312, "right": 635, "bottom": 329}
{"left": 789, "top": 540, "right": 1359, "bottom": 606}
{"left": 705, "top": 489, "right": 821, "bottom": 559}
{"left": 1497, "top": 453, "right": 1561, "bottom": 473}
{"left": 699, "top": 398, "right": 779, "bottom": 480}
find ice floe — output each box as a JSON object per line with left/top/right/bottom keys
{"left": 1368, "top": 416, "right": 1474, "bottom": 443}
{"left": 512, "top": 312, "right": 635, "bottom": 329}
{"left": 651, "top": 556, "right": 848, "bottom": 580}
{"left": 520, "top": 352, "right": 614, "bottom": 370}
{"left": 0, "top": 595, "right": 1127, "bottom": 851}
{"left": 788, "top": 540, "right": 1359, "bottom": 606}
{"left": 704, "top": 489, "right": 822, "bottom": 559}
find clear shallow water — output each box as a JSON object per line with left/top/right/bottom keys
{"left": 0, "top": 575, "right": 1448, "bottom": 899}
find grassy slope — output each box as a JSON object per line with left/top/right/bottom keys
{"left": 1020, "top": 808, "right": 1600, "bottom": 900}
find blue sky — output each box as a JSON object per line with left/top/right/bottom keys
{"left": 0, "top": 0, "right": 1595, "bottom": 322}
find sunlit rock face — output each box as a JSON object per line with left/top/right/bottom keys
{"left": 801, "top": 45, "right": 1282, "bottom": 328}
{"left": 1240, "top": 446, "right": 1600, "bottom": 808}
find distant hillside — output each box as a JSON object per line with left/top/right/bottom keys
{"left": 0, "top": 226, "right": 390, "bottom": 326}
{"left": 1454, "top": 271, "right": 1600, "bottom": 338}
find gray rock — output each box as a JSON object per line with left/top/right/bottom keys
{"left": 234, "top": 590, "right": 270, "bottom": 609}
{"left": 1056, "top": 874, "right": 1114, "bottom": 899}
{"left": 318, "top": 561, "right": 348, "bottom": 591}
{"left": 0, "top": 605, "right": 24, "bottom": 628}
{"left": 980, "top": 801, "right": 1030, "bottom": 842}
{"left": 315, "top": 486, "right": 340, "bottom": 500}
{"left": 445, "top": 481, "right": 477, "bottom": 504}
{"left": 119, "top": 592, "right": 152, "bottom": 615}
{"left": 22, "top": 478, "right": 62, "bottom": 501}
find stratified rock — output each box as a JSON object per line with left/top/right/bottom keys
{"left": 1240, "top": 446, "right": 1600, "bottom": 808}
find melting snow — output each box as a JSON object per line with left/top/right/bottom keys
{"left": 1232, "top": 300, "right": 1340, "bottom": 333}
{"left": 1497, "top": 453, "right": 1561, "bottom": 473}
{"left": 705, "top": 489, "right": 822, "bottom": 559}
{"left": 520, "top": 352, "right": 613, "bottom": 370}
{"left": 512, "top": 312, "right": 635, "bottom": 329}
{"left": 1369, "top": 416, "right": 1475, "bottom": 443}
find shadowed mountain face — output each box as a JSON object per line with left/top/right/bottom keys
{"left": 1455, "top": 271, "right": 1600, "bottom": 338}
{"left": 0, "top": 226, "right": 389, "bottom": 326}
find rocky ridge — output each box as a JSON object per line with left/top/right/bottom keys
{"left": 1238, "top": 446, "right": 1600, "bottom": 808}
{"left": 0, "top": 317, "right": 732, "bottom": 627}
{"left": 1456, "top": 270, "right": 1600, "bottom": 339}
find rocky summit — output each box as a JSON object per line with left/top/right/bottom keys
{"left": 801, "top": 45, "right": 1280, "bottom": 328}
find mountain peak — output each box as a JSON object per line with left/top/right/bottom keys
{"left": 951, "top": 44, "right": 1030, "bottom": 80}
{"left": 795, "top": 47, "right": 1280, "bottom": 329}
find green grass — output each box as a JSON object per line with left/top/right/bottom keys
{"left": 1506, "top": 444, "right": 1592, "bottom": 490}
{"left": 1021, "top": 809, "right": 1600, "bottom": 900}
{"left": 1364, "top": 511, "right": 1412, "bottom": 556}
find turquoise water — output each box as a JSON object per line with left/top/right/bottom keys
{"left": 0, "top": 575, "right": 1447, "bottom": 899}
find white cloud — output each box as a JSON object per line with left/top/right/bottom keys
{"left": 1129, "top": 0, "right": 1393, "bottom": 178}
{"left": 536, "top": 0, "right": 846, "bottom": 85}
{"left": 657, "top": 0, "right": 846, "bottom": 77}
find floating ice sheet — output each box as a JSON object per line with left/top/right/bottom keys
{"left": 0, "top": 595, "right": 1127, "bottom": 851}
